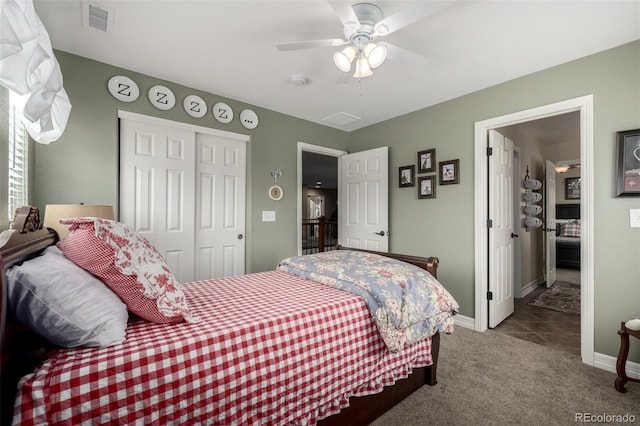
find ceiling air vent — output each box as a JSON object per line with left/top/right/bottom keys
{"left": 89, "top": 4, "right": 108, "bottom": 31}
{"left": 83, "top": 1, "right": 114, "bottom": 32}
{"left": 322, "top": 112, "right": 362, "bottom": 127}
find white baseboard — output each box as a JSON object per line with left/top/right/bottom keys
{"left": 594, "top": 352, "right": 640, "bottom": 381}
{"left": 454, "top": 314, "right": 475, "bottom": 330}
{"left": 520, "top": 277, "right": 545, "bottom": 298}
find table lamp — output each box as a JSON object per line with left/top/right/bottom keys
{"left": 44, "top": 204, "right": 114, "bottom": 239}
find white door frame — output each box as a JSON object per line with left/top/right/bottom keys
{"left": 118, "top": 110, "right": 250, "bottom": 143}
{"left": 474, "top": 95, "right": 594, "bottom": 365}
{"left": 297, "top": 142, "right": 347, "bottom": 256}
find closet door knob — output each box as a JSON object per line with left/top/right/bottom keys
{"left": 237, "top": 234, "right": 243, "bottom": 240}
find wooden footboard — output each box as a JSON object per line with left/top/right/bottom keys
{"left": 336, "top": 245, "right": 440, "bottom": 278}
{"left": 319, "top": 332, "right": 440, "bottom": 426}
{"left": 321, "top": 245, "right": 441, "bottom": 425}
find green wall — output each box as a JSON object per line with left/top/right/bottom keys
{"left": 5, "top": 40, "right": 639, "bottom": 360}
{"left": 30, "top": 50, "right": 350, "bottom": 273}
{"left": 349, "top": 40, "right": 640, "bottom": 359}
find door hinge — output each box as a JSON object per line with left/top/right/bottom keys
{"left": 487, "top": 219, "right": 493, "bottom": 228}
{"left": 486, "top": 147, "right": 493, "bottom": 156}
{"left": 487, "top": 291, "right": 493, "bottom": 301}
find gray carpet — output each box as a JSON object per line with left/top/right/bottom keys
{"left": 372, "top": 327, "right": 640, "bottom": 425}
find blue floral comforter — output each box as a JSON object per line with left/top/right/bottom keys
{"left": 277, "top": 250, "right": 459, "bottom": 352}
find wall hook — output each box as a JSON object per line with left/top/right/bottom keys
{"left": 271, "top": 169, "right": 282, "bottom": 184}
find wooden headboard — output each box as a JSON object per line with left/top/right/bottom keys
{"left": 556, "top": 203, "right": 580, "bottom": 220}
{"left": 1, "top": 227, "right": 59, "bottom": 425}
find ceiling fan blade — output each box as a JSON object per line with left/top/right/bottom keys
{"left": 380, "top": 42, "right": 428, "bottom": 66}
{"left": 374, "top": 0, "right": 453, "bottom": 36}
{"left": 327, "top": 0, "right": 360, "bottom": 31}
{"left": 276, "top": 38, "right": 347, "bottom": 51}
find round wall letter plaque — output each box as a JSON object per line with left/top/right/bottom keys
{"left": 148, "top": 85, "right": 176, "bottom": 110}
{"left": 107, "top": 76, "right": 139, "bottom": 102}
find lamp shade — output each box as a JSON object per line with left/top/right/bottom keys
{"left": 333, "top": 45, "right": 357, "bottom": 72}
{"left": 44, "top": 204, "right": 114, "bottom": 239}
{"left": 364, "top": 43, "right": 387, "bottom": 68}
{"left": 353, "top": 56, "right": 373, "bottom": 78}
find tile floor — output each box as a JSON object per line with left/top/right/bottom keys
{"left": 492, "top": 268, "right": 581, "bottom": 356}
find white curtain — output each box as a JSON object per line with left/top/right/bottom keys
{"left": 0, "top": 0, "right": 71, "bottom": 144}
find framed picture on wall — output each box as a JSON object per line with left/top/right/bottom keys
{"left": 418, "top": 176, "right": 436, "bottom": 199}
{"left": 565, "top": 177, "right": 581, "bottom": 199}
{"left": 417, "top": 149, "right": 436, "bottom": 173}
{"left": 615, "top": 128, "right": 640, "bottom": 196}
{"left": 399, "top": 165, "right": 415, "bottom": 187}
{"left": 439, "top": 159, "right": 459, "bottom": 185}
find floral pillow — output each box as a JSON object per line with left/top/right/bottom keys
{"left": 57, "top": 218, "right": 197, "bottom": 324}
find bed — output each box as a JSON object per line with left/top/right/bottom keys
{"left": 555, "top": 203, "right": 580, "bottom": 270}
{"left": 0, "top": 212, "right": 458, "bottom": 425}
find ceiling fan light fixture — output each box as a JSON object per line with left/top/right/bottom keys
{"left": 364, "top": 43, "right": 387, "bottom": 68}
{"left": 333, "top": 45, "right": 357, "bottom": 72}
{"left": 353, "top": 56, "right": 373, "bottom": 78}
{"left": 375, "top": 23, "right": 389, "bottom": 36}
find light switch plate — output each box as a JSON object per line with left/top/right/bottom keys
{"left": 262, "top": 210, "right": 276, "bottom": 222}
{"left": 630, "top": 209, "right": 640, "bottom": 228}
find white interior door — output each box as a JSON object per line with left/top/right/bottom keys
{"left": 195, "top": 133, "right": 246, "bottom": 279}
{"left": 120, "top": 118, "right": 196, "bottom": 283}
{"left": 545, "top": 160, "right": 557, "bottom": 287}
{"left": 338, "top": 146, "right": 389, "bottom": 252}
{"left": 488, "top": 130, "right": 515, "bottom": 328}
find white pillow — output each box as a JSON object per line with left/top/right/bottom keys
{"left": 6, "top": 246, "right": 128, "bottom": 348}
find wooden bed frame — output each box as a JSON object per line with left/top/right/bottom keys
{"left": 1, "top": 226, "right": 441, "bottom": 425}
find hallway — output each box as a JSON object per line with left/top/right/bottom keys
{"left": 492, "top": 268, "right": 581, "bottom": 356}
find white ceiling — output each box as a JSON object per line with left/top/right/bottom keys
{"left": 34, "top": 0, "right": 639, "bottom": 132}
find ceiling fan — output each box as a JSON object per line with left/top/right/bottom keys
{"left": 276, "top": 0, "right": 452, "bottom": 79}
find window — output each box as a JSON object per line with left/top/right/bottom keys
{"left": 8, "top": 93, "right": 28, "bottom": 221}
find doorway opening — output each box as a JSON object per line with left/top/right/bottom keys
{"left": 296, "top": 143, "right": 345, "bottom": 256}
{"left": 301, "top": 152, "right": 338, "bottom": 254}
{"left": 492, "top": 112, "right": 582, "bottom": 357}
{"left": 474, "top": 95, "right": 594, "bottom": 365}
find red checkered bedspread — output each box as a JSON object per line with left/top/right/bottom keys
{"left": 13, "top": 270, "right": 433, "bottom": 425}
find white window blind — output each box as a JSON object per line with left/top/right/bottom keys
{"left": 8, "top": 93, "right": 28, "bottom": 221}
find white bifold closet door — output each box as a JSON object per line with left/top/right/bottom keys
{"left": 120, "top": 115, "right": 246, "bottom": 283}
